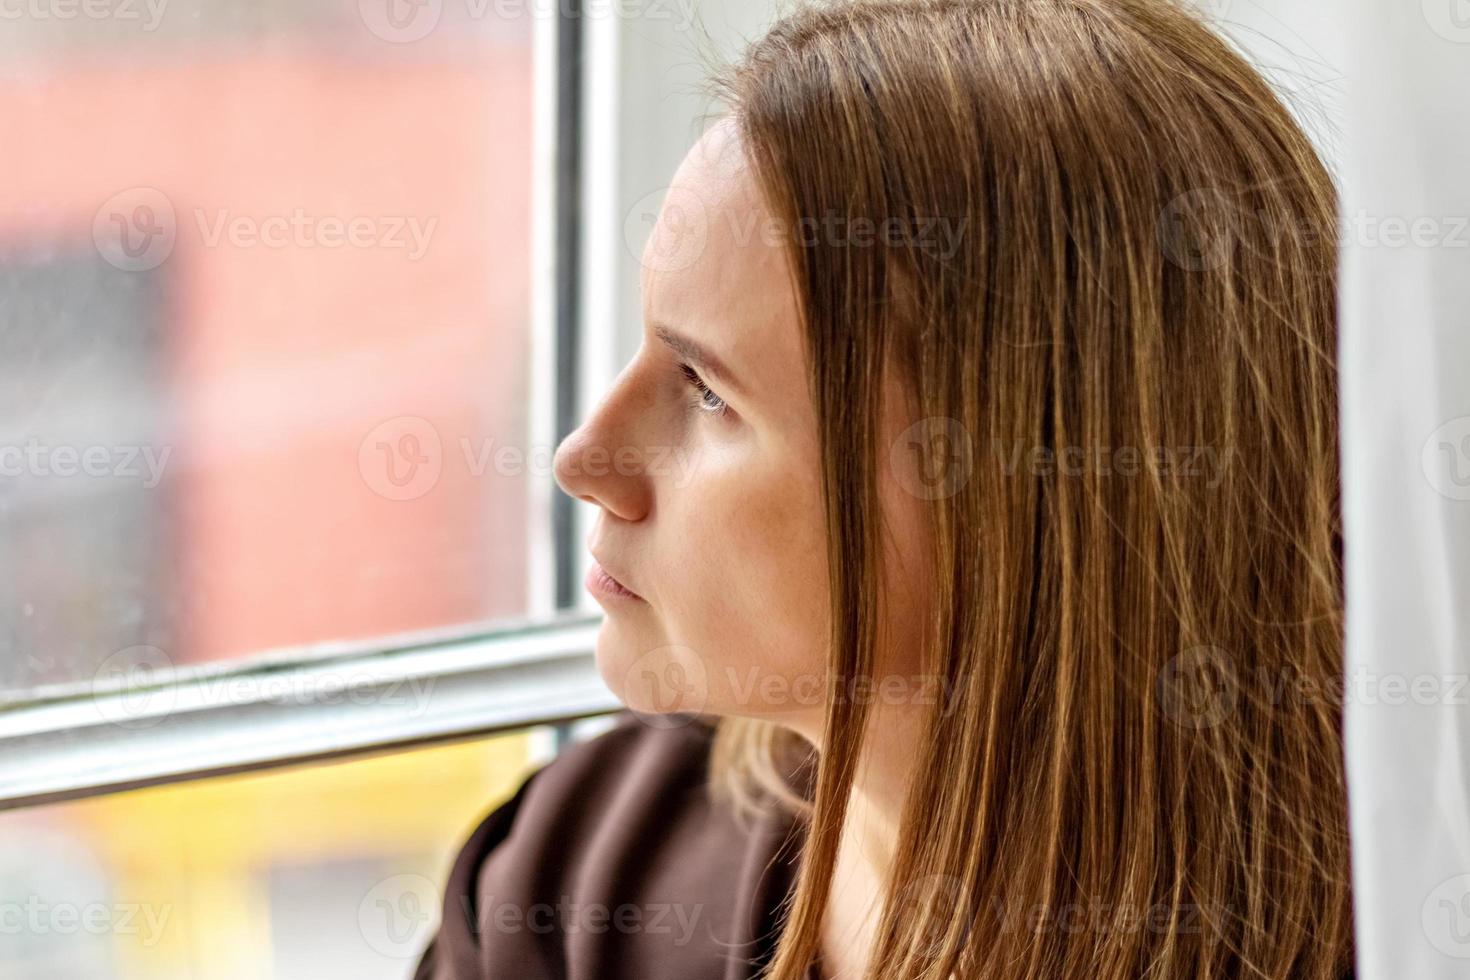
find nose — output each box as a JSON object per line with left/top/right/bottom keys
{"left": 552, "top": 388, "right": 653, "bottom": 523}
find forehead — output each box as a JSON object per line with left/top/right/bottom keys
{"left": 639, "top": 120, "right": 803, "bottom": 398}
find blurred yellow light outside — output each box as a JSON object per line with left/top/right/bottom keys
{"left": 42, "top": 732, "right": 536, "bottom": 979}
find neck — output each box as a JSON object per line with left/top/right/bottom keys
{"left": 809, "top": 703, "right": 926, "bottom": 979}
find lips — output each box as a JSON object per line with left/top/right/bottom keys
{"left": 587, "top": 555, "right": 644, "bottom": 601}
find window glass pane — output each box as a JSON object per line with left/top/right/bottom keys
{"left": 0, "top": 728, "right": 550, "bottom": 979}
{"left": 0, "top": 1, "right": 538, "bottom": 694}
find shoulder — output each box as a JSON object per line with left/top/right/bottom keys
{"left": 415, "top": 712, "right": 797, "bottom": 980}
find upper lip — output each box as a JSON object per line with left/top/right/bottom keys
{"left": 590, "top": 548, "right": 644, "bottom": 599}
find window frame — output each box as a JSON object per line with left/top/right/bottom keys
{"left": 0, "top": 612, "right": 612, "bottom": 811}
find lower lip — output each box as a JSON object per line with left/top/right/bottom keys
{"left": 585, "top": 561, "right": 643, "bottom": 602}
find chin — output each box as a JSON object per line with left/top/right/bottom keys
{"left": 591, "top": 624, "right": 639, "bottom": 705}
{"left": 594, "top": 622, "right": 712, "bottom": 720}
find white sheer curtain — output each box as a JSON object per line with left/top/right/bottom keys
{"left": 1337, "top": 2, "right": 1470, "bottom": 975}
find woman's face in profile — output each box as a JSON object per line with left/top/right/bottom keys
{"left": 553, "top": 118, "right": 932, "bottom": 741}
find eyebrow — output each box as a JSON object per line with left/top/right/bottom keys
{"left": 652, "top": 321, "right": 744, "bottom": 395}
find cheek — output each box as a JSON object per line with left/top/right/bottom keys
{"left": 651, "top": 449, "right": 831, "bottom": 721}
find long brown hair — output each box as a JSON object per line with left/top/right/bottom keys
{"left": 701, "top": 0, "right": 1352, "bottom": 977}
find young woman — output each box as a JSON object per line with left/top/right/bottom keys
{"left": 416, "top": 0, "right": 1354, "bottom": 977}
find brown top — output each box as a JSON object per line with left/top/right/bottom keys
{"left": 412, "top": 711, "right": 815, "bottom": 980}
{"left": 414, "top": 713, "right": 1356, "bottom": 980}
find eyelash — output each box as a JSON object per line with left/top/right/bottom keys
{"left": 677, "top": 362, "right": 729, "bottom": 418}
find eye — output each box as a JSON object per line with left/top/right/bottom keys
{"left": 677, "top": 362, "right": 729, "bottom": 418}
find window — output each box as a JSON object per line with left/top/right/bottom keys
{"left": 1, "top": 0, "right": 544, "bottom": 689}
{"left": 0, "top": 0, "right": 775, "bottom": 974}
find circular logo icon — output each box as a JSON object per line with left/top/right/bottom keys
{"left": 620, "top": 644, "right": 708, "bottom": 728}
{"left": 92, "top": 645, "right": 176, "bottom": 729}
{"left": 892, "top": 874, "right": 968, "bottom": 955}
{"left": 1422, "top": 415, "right": 1470, "bottom": 501}
{"left": 625, "top": 185, "right": 709, "bottom": 274}
{"left": 1158, "top": 187, "right": 1240, "bottom": 272}
{"left": 1423, "top": 872, "right": 1470, "bottom": 958}
{"left": 1157, "top": 645, "right": 1237, "bottom": 729}
{"left": 891, "top": 416, "right": 974, "bottom": 500}
{"left": 359, "top": 416, "right": 443, "bottom": 501}
{"left": 94, "top": 187, "right": 176, "bottom": 272}
{"left": 359, "top": 873, "right": 439, "bottom": 958}
{"left": 1423, "top": 0, "right": 1470, "bottom": 43}
{"left": 359, "top": 0, "right": 442, "bottom": 42}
